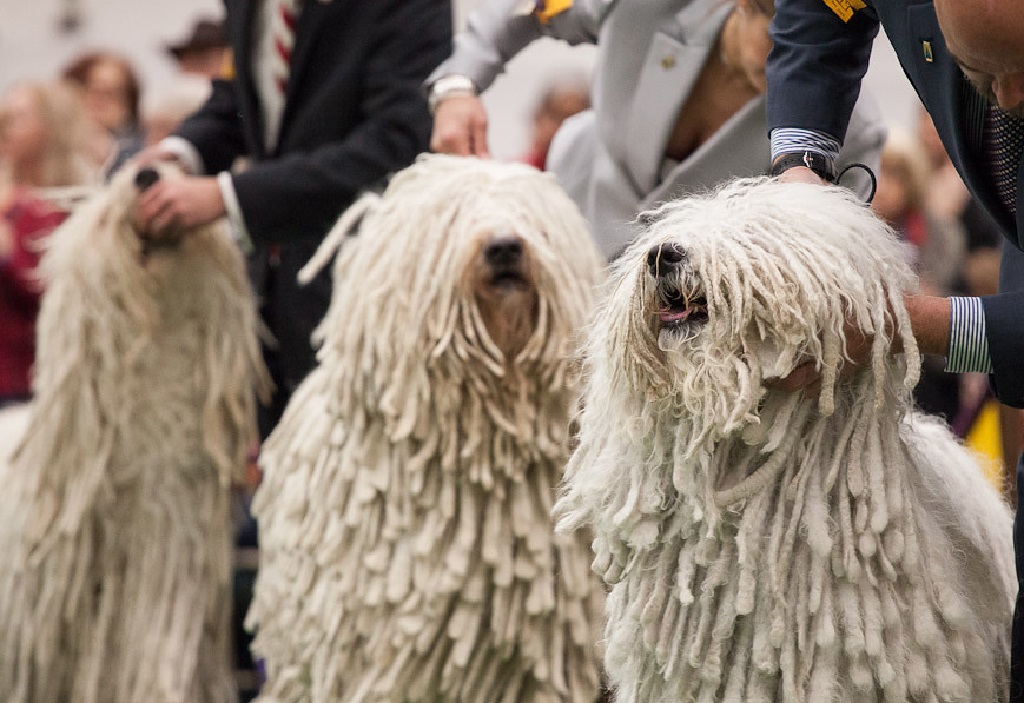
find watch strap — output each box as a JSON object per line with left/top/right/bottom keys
{"left": 770, "top": 151, "right": 836, "bottom": 182}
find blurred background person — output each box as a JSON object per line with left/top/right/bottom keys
{"left": 872, "top": 128, "right": 966, "bottom": 298}
{"left": 429, "top": 0, "right": 885, "bottom": 259}
{"left": 0, "top": 80, "right": 98, "bottom": 407}
{"left": 142, "top": 75, "right": 212, "bottom": 147}
{"left": 520, "top": 75, "right": 590, "bottom": 170}
{"left": 872, "top": 128, "right": 966, "bottom": 424}
{"left": 165, "top": 18, "right": 230, "bottom": 81}
{"left": 62, "top": 51, "right": 145, "bottom": 176}
{"left": 143, "top": 18, "right": 228, "bottom": 147}
{"left": 916, "top": 107, "right": 1004, "bottom": 299}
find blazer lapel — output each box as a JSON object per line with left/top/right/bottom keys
{"left": 623, "top": 0, "right": 731, "bottom": 194}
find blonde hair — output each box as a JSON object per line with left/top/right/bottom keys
{"left": 879, "top": 127, "right": 932, "bottom": 213}
{"left": 1, "top": 80, "right": 98, "bottom": 189}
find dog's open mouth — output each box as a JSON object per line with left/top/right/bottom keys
{"left": 488, "top": 265, "right": 530, "bottom": 291}
{"left": 657, "top": 281, "right": 708, "bottom": 331}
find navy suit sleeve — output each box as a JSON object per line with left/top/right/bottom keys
{"left": 174, "top": 78, "right": 248, "bottom": 176}
{"left": 982, "top": 240, "right": 1024, "bottom": 408}
{"left": 765, "top": 0, "right": 880, "bottom": 144}
{"left": 231, "top": 0, "right": 453, "bottom": 244}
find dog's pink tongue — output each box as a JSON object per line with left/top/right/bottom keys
{"left": 660, "top": 309, "right": 689, "bottom": 323}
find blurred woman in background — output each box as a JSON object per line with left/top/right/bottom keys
{"left": 0, "top": 80, "right": 98, "bottom": 406}
{"left": 62, "top": 52, "right": 144, "bottom": 177}
{"left": 872, "top": 129, "right": 967, "bottom": 424}
{"left": 429, "top": 0, "right": 885, "bottom": 258}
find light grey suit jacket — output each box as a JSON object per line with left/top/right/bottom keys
{"left": 432, "top": 0, "right": 886, "bottom": 258}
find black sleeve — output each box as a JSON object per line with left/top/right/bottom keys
{"left": 983, "top": 240, "right": 1024, "bottom": 408}
{"left": 765, "top": 0, "right": 880, "bottom": 144}
{"left": 174, "top": 78, "right": 248, "bottom": 176}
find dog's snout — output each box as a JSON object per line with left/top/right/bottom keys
{"left": 484, "top": 236, "right": 523, "bottom": 267}
{"left": 647, "top": 243, "right": 686, "bottom": 275}
{"left": 134, "top": 167, "right": 161, "bottom": 192}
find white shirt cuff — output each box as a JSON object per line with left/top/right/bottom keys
{"left": 770, "top": 128, "right": 841, "bottom": 171}
{"left": 216, "top": 171, "right": 254, "bottom": 255}
{"left": 158, "top": 136, "right": 205, "bottom": 176}
{"left": 945, "top": 296, "right": 994, "bottom": 373}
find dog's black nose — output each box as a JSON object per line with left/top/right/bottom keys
{"left": 484, "top": 236, "right": 523, "bottom": 267}
{"left": 647, "top": 243, "right": 686, "bottom": 275}
{"left": 134, "top": 167, "right": 160, "bottom": 192}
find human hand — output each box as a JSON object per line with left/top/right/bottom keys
{"left": 769, "top": 322, "right": 875, "bottom": 393}
{"left": 769, "top": 294, "right": 951, "bottom": 393}
{"left": 133, "top": 176, "right": 226, "bottom": 239}
{"left": 769, "top": 299, "right": 891, "bottom": 393}
{"left": 430, "top": 94, "right": 490, "bottom": 157}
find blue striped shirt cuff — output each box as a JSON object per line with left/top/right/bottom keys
{"left": 945, "top": 297, "right": 994, "bottom": 373}
{"left": 770, "top": 128, "right": 841, "bottom": 170}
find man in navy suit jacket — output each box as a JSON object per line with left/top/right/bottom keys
{"left": 136, "top": 0, "right": 453, "bottom": 437}
{"left": 764, "top": 0, "right": 1024, "bottom": 697}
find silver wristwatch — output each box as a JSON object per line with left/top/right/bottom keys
{"left": 428, "top": 75, "right": 477, "bottom": 114}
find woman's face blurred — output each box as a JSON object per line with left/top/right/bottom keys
{"left": 81, "top": 59, "right": 131, "bottom": 133}
{"left": 0, "top": 87, "right": 48, "bottom": 170}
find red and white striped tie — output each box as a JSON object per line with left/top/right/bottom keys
{"left": 270, "top": 0, "right": 300, "bottom": 98}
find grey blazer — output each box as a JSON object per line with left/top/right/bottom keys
{"left": 433, "top": 0, "right": 887, "bottom": 258}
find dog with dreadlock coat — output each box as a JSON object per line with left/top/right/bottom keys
{"left": 246, "top": 154, "right": 607, "bottom": 703}
{"left": 0, "top": 162, "right": 268, "bottom": 703}
{"left": 555, "top": 178, "right": 1016, "bottom": 703}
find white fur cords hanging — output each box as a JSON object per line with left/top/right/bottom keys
{"left": 556, "top": 178, "right": 1016, "bottom": 703}
{"left": 247, "top": 154, "right": 607, "bottom": 703}
{"left": 0, "top": 163, "right": 269, "bottom": 703}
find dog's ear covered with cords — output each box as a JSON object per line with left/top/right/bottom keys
{"left": 249, "top": 154, "right": 608, "bottom": 703}
{"left": 0, "top": 162, "right": 268, "bottom": 703}
{"left": 556, "top": 177, "right": 1015, "bottom": 703}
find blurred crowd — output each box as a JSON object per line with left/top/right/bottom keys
{"left": 0, "top": 19, "right": 228, "bottom": 404}
{"left": 0, "top": 4, "right": 1020, "bottom": 699}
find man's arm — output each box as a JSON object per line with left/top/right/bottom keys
{"left": 979, "top": 242, "right": 1024, "bottom": 408}
{"left": 132, "top": 79, "right": 247, "bottom": 243}
{"left": 766, "top": 0, "right": 880, "bottom": 177}
{"left": 429, "top": 0, "right": 607, "bottom": 95}
{"left": 173, "top": 78, "right": 248, "bottom": 176}
{"left": 429, "top": 0, "right": 608, "bottom": 156}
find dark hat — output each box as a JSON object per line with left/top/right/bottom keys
{"left": 166, "top": 19, "right": 227, "bottom": 60}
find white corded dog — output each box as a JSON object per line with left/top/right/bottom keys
{"left": 556, "top": 178, "right": 1015, "bottom": 703}
{"left": 248, "top": 154, "right": 607, "bottom": 703}
{"left": 0, "top": 163, "right": 269, "bottom": 703}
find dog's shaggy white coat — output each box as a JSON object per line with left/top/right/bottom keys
{"left": 556, "top": 179, "right": 1016, "bottom": 703}
{"left": 0, "top": 403, "right": 30, "bottom": 474}
{"left": 247, "top": 154, "right": 607, "bottom": 703}
{"left": 0, "top": 164, "right": 268, "bottom": 703}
